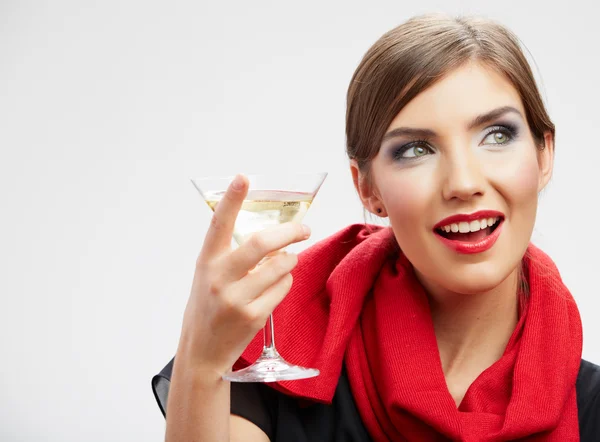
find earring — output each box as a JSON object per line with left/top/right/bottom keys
{"left": 376, "top": 208, "right": 382, "bottom": 214}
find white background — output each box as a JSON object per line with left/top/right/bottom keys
{"left": 1, "top": 0, "right": 599, "bottom": 440}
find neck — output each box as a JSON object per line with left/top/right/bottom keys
{"left": 417, "top": 268, "right": 520, "bottom": 381}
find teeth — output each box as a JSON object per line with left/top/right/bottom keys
{"left": 469, "top": 220, "right": 481, "bottom": 232}
{"left": 439, "top": 217, "right": 500, "bottom": 233}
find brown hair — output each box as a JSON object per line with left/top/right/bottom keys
{"left": 345, "top": 13, "right": 555, "bottom": 177}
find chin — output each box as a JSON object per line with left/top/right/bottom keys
{"left": 424, "top": 260, "right": 518, "bottom": 296}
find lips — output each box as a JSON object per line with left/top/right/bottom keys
{"left": 433, "top": 210, "right": 505, "bottom": 254}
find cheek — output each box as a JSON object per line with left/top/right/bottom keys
{"left": 487, "top": 147, "right": 540, "bottom": 207}
{"left": 378, "top": 168, "right": 436, "bottom": 233}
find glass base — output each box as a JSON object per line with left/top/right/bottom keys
{"left": 223, "top": 350, "right": 320, "bottom": 382}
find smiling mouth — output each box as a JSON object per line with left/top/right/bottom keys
{"left": 435, "top": 216, "right": 504, "bottom": 242}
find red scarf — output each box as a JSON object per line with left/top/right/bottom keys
{"left": 236, "top": 224, "right": 582, "bottom": 441}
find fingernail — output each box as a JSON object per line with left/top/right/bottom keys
{"left": 302, "top": 225, "right": 311, "bottom": 237}
{"left": 231, "top": 174, "right": 243, "bottom": 190}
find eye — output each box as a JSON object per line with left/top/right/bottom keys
{"left": 392, "top": 141, "right": 434, "bottom": 161}
{"left": 404, "top": 145, "right": 430, "bottom": 158}
{"left": 482, "top": 126, "right": 515, "bottom": 145}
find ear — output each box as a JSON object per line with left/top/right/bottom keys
{"left": 349, "top": 159, "right": 387, "bottom": 217}
{"left": 537, "top": 131, "right": 554, "bottom": 192}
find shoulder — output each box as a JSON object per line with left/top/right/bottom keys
{"left": 577, "top": 359, "right": 600, "bottom": 407}
{"left": 577, "top": 359, "right": 600, "bottom": 439}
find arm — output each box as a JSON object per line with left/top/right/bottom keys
{"left": 164, "top": 349, "right": 230, "bottom": 442}
{"left": 164, "top": 344, "right": 271, "bottom": 442}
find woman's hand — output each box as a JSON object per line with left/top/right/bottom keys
{"left": 177, "top": 174, "right": 310, "bottom": 376}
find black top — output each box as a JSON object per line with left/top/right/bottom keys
{"left": 152, "top": 358, "right": 600, "bottom": 441}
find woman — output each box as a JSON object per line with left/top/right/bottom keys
{"left": 152, "top": 13, "right": 600, "bottom": 441}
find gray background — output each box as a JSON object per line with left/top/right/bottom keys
{"left": 1, "top": 0, "right": 598, "bottom": 440}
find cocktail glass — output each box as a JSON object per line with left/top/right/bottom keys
{"left": 191, "top": 172, "right": 327, "bottom": 382}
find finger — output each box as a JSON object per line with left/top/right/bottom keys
{"left": 200, "top": 174, "right": 248, "bottom": 259}
{"left": 246, "top": 273, "right": 294, "bottom": 321}
{"left": 229, "top": 252, "right": 298, "bottom": 303}
{"left": 221, "top": 222, "right": 309, "bottom": 282}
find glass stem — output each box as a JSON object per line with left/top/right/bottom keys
{"left": 258, "top": 253, "right": 281, "bottom": 360}
{"left": 262, "top": 314, "right": 277, "bottom": 358}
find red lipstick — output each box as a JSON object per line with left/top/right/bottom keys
{"left": 433, "top": 210, "right": 505, "bottom": 255}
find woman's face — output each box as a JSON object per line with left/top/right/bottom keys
{"left": 353, "top": 61, "right": 553, "bottom": 296}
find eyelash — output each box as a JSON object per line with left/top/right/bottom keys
{"left": 391, "top": 123, "right": 520, "bottom": 161}
{"left": 482, "top": 123, "right": 519, "bottom": 147}
{"left": 391, "top": 139, "right": 432, "bottom": 161}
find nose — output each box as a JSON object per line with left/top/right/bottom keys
{"left": 441, "top": 149, "right": 485, "bottom": 202}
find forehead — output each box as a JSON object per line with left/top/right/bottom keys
{"left": 388, "top": 61, "right": 525, "bottom": 131}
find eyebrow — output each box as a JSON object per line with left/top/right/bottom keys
{"left": 381, "top": 106, "right": 524, "bottom": 142}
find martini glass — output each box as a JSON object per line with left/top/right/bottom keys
{"left": 191, "top": 172, "right": 327, "bottom": 382}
